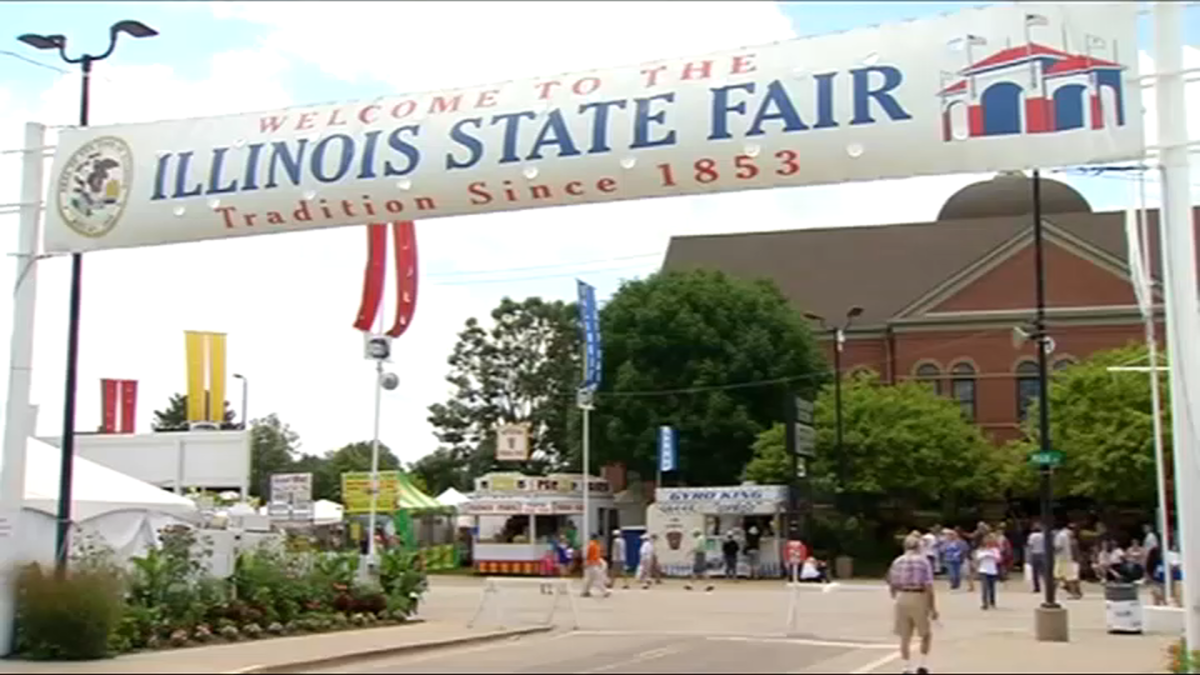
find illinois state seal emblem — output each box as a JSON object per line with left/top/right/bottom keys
{"left": 55, "top": 136, "right": 133, "bottom": 239}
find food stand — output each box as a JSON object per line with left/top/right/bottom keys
{"left": 647, "top": 485, "right": 788, "bottom": 578}
{"left": 461, "top": 472, "right": 615, "bottom": 575}
{"left": 341, "top": 470, "right": 457, "bottom": 569}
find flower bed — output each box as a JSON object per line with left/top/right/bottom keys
{"left": 1167, "top": 639, "right": 1200, "bottom": 674}
{"left": 13, "top": 527, "right": 428, "bottom": 660}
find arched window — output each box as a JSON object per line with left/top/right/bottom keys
{"left": 951, "top": 362, "right": 977, "bottom": 421}
{"left": 1016, "top": 361, "right": 1040, "bottom": 421}
{"left": 915, "top": 363, "right": 943, "bottom": 395}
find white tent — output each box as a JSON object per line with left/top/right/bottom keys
{"left": 313, "top": 499, "right": 344, "bottom": 525}
{"left": 6, "top": 437, "right": 198, "bottom": 564}
{"left": 437, "top": 487, "right": 469, "bottom": 508}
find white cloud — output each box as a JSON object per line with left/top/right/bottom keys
{"left": 0, "top": 4, "right": 1195, "bottom": 472}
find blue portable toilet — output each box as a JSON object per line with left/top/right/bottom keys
{"left": 621, "top": 526, "right": 647, "bottom": 572}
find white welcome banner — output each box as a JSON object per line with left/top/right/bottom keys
{"left": 44, "top": 3, "right": 1141, "bottom": 253}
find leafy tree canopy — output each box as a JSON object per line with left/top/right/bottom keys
{"left": 594, "top": 269, "right": 827, "bottom": 485}
{"left": 427, "top": 296, "right": 581, "bottom": 482}
{"left": 749, "top": 371, "right": 1002, "bottom": 504}
{"left": 1015, "top": 343, "right": 1170, "bottom": 506}
{"left": 407, "top": 447, "right": 471, "bottom": 497}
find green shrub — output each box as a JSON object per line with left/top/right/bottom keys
{"left": 378, "top": 549, "right": 427, "bottom": 617}
{"left": 15, "top": 563, "right": 125, "bottom": 660}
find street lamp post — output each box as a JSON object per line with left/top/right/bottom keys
{"left": 1029, "top": 170, "right": 1068, "bottom": 641}
{"left": 803, "top": 306, "right": 863, "bottom": 551}
{"left": 17, "top": 20, "right": 158, "bottom": 574}
{"left": 233, "top": 373, "right": 248, "bottom": 430}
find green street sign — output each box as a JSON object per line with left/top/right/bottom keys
{"left": 1029, "top": 450, "right": 1063, "bottom": 467}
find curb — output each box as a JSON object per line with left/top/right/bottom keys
{"left": 234, "top": 625, "right": 555, "bottom": 673}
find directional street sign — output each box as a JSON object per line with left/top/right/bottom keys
{"left": 794, "top": 397, "right": 814, "bottom": 425}
{"left": 1029, "top": 450, "right": 1063, "bottom": 467}
{"left": 794, "top": 423, "right": 816, "bottom": 457}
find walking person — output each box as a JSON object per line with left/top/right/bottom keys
{"left": 888, "top": 534, "right": 938, "bottom": 675}
{"left": 941, "top": 530, "right": 968, "bottom": 591}
{"left": 581, "top": 533, "right": 611, "bottom": 598}
{"left": 976, "top": 534, "right": 1001, "bottom": 609}
{"left": 722, "top": 531, "right": 740, "bottom": 581}
{"left": 636, "top": 534, "right": 655, "bottom": 589}
{"left": 1054, "top": 524, "right": 1083, "bottom": 599}
{"left": 1026, "top": 523, "right": 1046, "bottom": 594}
{"left": 684, "top": 529, "right": 715, "bottom": 591}
{"left": 959, "top": 527, "right": 976, "bottom": 593}
{"left": 608, "top": 529, "right": 628, "bottom": 590}
{"left": 745, "top": 526, "right": 762, "bottom": 580}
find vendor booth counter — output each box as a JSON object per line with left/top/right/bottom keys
{"left": 463, "top": 472, "right": 615, "bottom": 576}
{"left": 648, "top": 485, "right": 789, "bottom": 578}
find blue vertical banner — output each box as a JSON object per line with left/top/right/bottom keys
{"left": 576, "top": 280, "right": 602, "bottom": 391}
{"left": 658, "top": 426, "right": 677, "bottom": 473}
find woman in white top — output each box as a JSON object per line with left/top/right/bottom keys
{"left": 975, "top": 533, "right": 1001, "bottom": 610}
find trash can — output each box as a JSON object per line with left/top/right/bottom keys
{"left": 1104, "top": 582, "right": 1143, "bottom": 634}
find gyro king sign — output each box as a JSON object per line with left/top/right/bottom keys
{"left": 44, "top": 2, "right": 1141, "bottom": 253}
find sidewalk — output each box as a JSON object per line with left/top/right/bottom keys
{"left": 0, "top": 621, "right": 552, "bottom": 674}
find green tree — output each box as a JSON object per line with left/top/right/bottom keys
{"left": 427, "top": 296, "right": 581, "bottom": 481}
{"left": 741, "top": 424, "right": 792, "bottom": 485}
{"left": 151, "top": 393, "right": 238, "bottom": 431}
{"left": 806, "top": 371, "right": 1001, "bottom": 506}
{"left": 313, "top": 441, "right": 402, "bottom": 502}
{"left": 1017, "top": 343, "right": 1170, "bottom": 506}
{"left": 248, "top": 414, "right": 302, "bottom": 499}
{"left": 408, "top": 447, "right": 470, "bottom": 497}
{"left": 594, "top": 269, "right": 827, "bottom": 485}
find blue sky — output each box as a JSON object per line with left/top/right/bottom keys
{"left": 4, "top": 2, "right": 1196, "bottom": 113}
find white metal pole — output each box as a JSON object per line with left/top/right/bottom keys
{"left": 582, "top": 406, "right": 591, "bottom": 550}
{"left": 367, "top": 359, "right": 383, "bottom": 567}
{"left": 0, "top": 122, "right": 46, "bottom": 658}
{"left": 1153, "top": 0, "right": 1200, "bottom": 660}
{"left": 1136, "top": 175, "right": 1173, "bottom": 604}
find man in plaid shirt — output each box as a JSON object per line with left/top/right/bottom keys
{"left": 889, "top": 534, "right": 938, "bottom": 674}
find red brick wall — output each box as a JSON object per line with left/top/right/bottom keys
{"left": 932, "top": 241, "right": 1140, "bottom": 312}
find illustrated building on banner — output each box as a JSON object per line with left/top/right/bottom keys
{"left": 184, "top": 331, "right": 227, "bottom": 426}
{"left": 940, "top": 15, "right": 1126, "bottom": 140}
{"left": 99, "top": 379, "right": 138, "bottom": 433}
{"left": 496, "top": 423, "right": 531, "bottom": 462}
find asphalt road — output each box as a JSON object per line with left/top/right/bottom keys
{"left": 304, "top": 629, "right": 898, "bottom": 674}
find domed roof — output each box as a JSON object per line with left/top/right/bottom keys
{"left": 937, "top": 172, "right": 1092, "bottom": 221}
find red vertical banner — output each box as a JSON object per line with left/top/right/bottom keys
{"left": 387, "top": 220, "right": 418, "bottom": 338}
{"left": 100, "top": 379, "right": 118, "bottom": 433}
{"left": 353, "top": 223, "right": 389, "bottom": 332}
{"left": 119, "top": 380, "right": 138, "bottom": 433}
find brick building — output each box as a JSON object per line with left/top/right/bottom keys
{"left": 662, "top": 173, "right": 1188, "bottom": 445}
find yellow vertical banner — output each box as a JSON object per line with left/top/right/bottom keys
{"left": 184, "top": 331, "right": 207, "bottom": 422}
{"left": 207, "top": 332, "right": 227, "bottom": 423}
